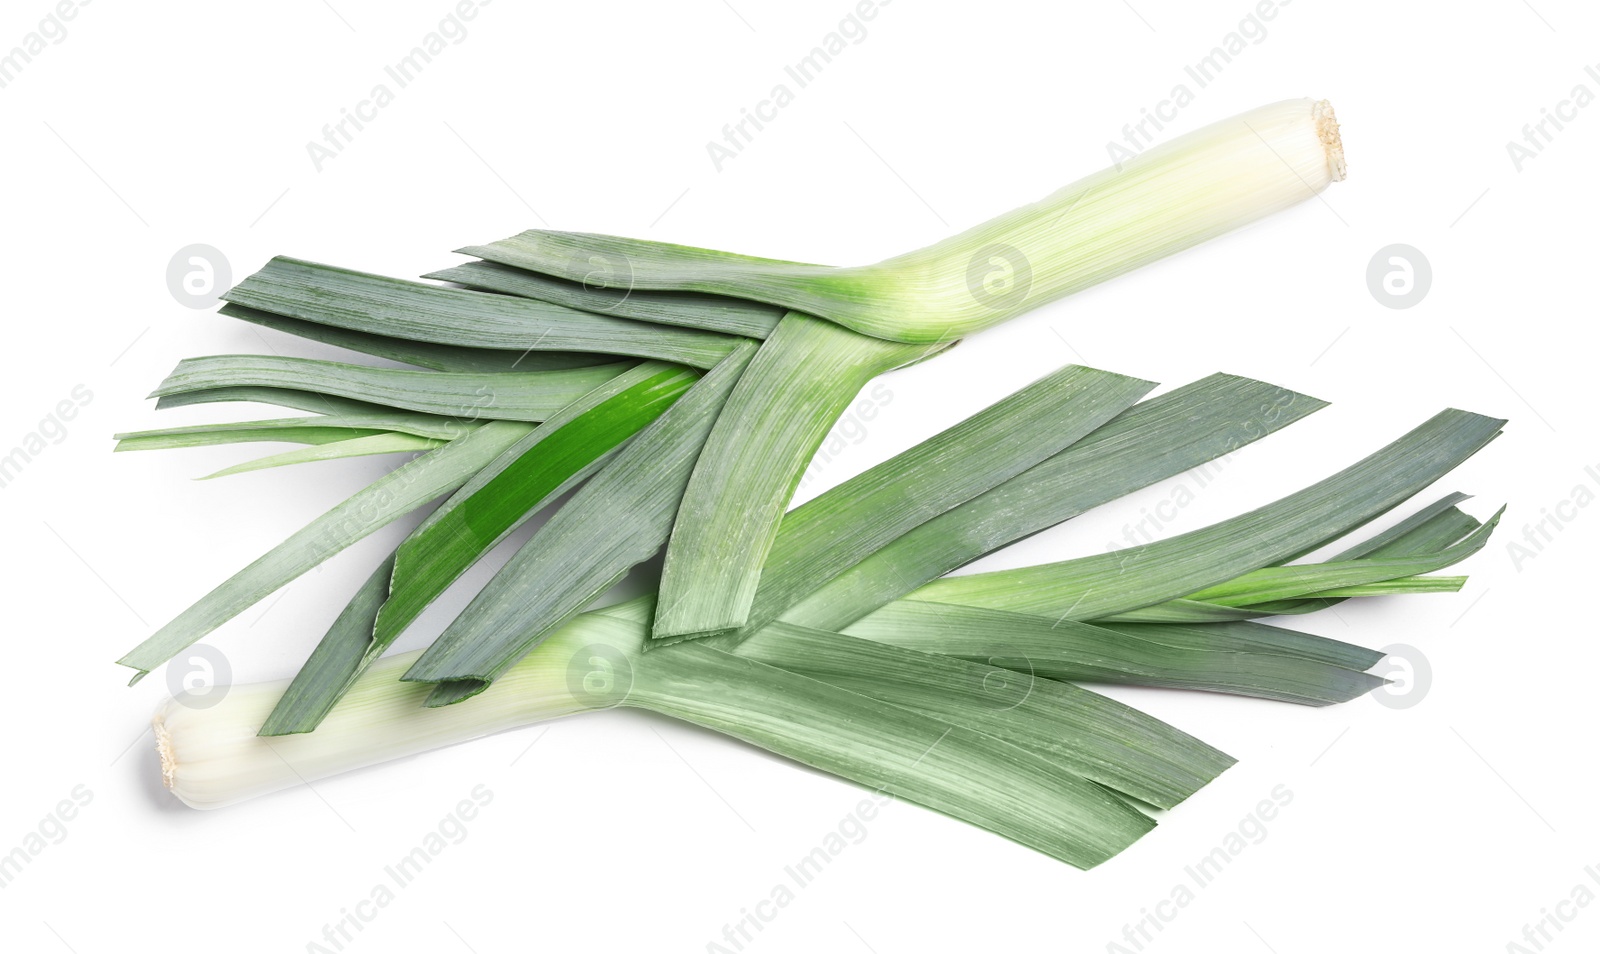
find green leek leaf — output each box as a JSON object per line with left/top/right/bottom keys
{"left": 151, "top": 354, "right": 633, "bottom": 423}
{"left": 374, "top": 363, "right": 697, "bottom": 657}
{"left": 219, "top": 302, "right": 615, "bottom": 373}
{"left": 909, "top": 410, "right": 1505, "bottom": 620}
{"left": 728, "top": 364, "right": 1157, "bottom": 639}
{"left": 845, "top": 601, "right": 1383, "bottom": 706}
{"left": 733, "top": 621, "right": 1234, "bottom": 808}
{"left": 651, "top": 313, "right": 927, "bottom": 643}
{"left": 199, "top": 433, "right": 445, "bottom": 479}
{"left": 224, "top": 256, "right": 744, "bottom": 368}
{"left": 779, "top": 374, "right": 1327, "bottom": 634}
{"left": 115, "top": 425, "right": 390, "bottom": 452}
{"left": 399, "top": 342, "right": 759, "bottom": 700}
{"left": 115, "top": 420, "right": 533, "bottom": 680}
{"left": 427, "top": 258, "right": 784, "bottom": 339}
{"left": 117, "top": 410, "right": 475, "bottom": 444}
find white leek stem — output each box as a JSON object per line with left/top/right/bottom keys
{"left": 478, "top": 98, "right": 1346, "bottom": 344}
{"left": 856, "top": 98, "right": 1346, "bottom": 338}
{"left": 154, "top": 626, "right": 605, "bottom": 809}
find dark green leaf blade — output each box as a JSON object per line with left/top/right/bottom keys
{"left": 225, "top": 256, "right": 744, "bottom": 368}
{"left": 779, "top": 374, "right": 1328, "bottom": 633}
{"left": 910, "top": 409, "right": 1505, "bottom": 620}
{"left": 429, "top": 258, "right": 785, "bottom": 339}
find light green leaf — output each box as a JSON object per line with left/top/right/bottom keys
{"left": 651, "top": 313, "right": 928, "bottom": 643}
{"left": 151, "top": 354, "right": 633, "bottom": 423}
{"left": 115, "top": 420, "right": 533, "bottom": 680}
{"left": 200, "top": 433, "right": 446, "bottom": 479}
{"left": 115, "top": 425, "right": 388, "bottom": 452}
{"left": 117, "top": 409, "right": 475, "bottom": 444}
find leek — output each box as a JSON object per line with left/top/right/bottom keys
{"left": 120, "top": 93, "right": 1519, "bottom": 873}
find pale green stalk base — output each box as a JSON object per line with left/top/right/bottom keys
{"left": 472, "top": 99, "right": 1345, "bottom": 343}
{"left": 156, "top": 639, "right": 589, "bottom": 810}
{"left": 157, "top": 609, "right": 1159, "bottom": 867}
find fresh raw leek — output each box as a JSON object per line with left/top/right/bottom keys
{"left": 122, "top": 93, "right": 1514, "bottom": 874}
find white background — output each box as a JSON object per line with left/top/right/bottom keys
{"left": 2, "top": 0, "right": 1596, "bottom": 951}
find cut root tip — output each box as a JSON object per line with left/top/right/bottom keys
{"left": 153, "top": 712, "right": 176, "bottom": 792}
{"left": 1313, "top": 99, "right": 1347, "bottom": 182}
